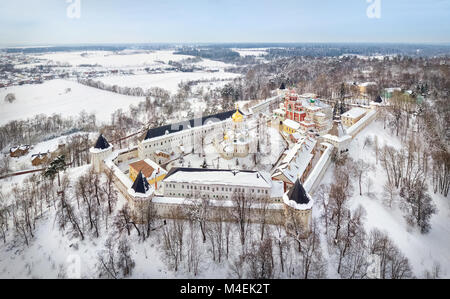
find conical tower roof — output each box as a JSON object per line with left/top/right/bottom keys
{"left": 131, "top": 171, "right": 151, "bottom": 194}
{"left": 94, "top": 134, "right": 110, "bottom": 150}
{"left": 287, "top": 179, "right": 310, "bottom": 205}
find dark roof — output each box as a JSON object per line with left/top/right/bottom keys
{"left": 94, "top": 134, "right": 110, "bottom": 150}
{"left": 131, "top": 171, "right": 151, "bottom": 194}
{"left": 165, "top": 167, "right": 264, "bottom": 180}
{"left": 375, "top": 96, "right": 383, "bottom": 103}
{"left": 288, "top": 179, "right": 310, "bottom": 205}
{"left": 144, "top": 109, "right": 244, "bottom": 141}
{"left": 280, "top": 82, "right": 286, "bottom": 90}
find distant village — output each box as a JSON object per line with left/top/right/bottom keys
{"left": 0, "top": 52, "right": 222, "bottom": 89}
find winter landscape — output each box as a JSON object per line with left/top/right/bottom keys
{"left": 0, "top": 0, "right": 449, "bottom": 284}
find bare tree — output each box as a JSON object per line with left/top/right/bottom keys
{"left": 432, "top": 150, "right": 450, "bottom": 197}
{"left": 97, "top": 236, "right": 135, "bottom": 279}
{"left": 102, "top": 168, "right": 118, "bottom": 215}
{"left": 383, "top": 180, "right": 398, "bottom": 208}
{"left": 352, "top": 159, "right": 372, "bottom": 196}
{"left": 186, "top": 220, "right": 202, "bottom": 276}
{"left": 257, "top": 196, "right": 271, "bottom": 241}
{"left": 114, "top": 203, "right": 141, "bottom": 237}
{"left": 298, "top": 221, "right": 327, "bottom": 279}
{"left": 230, "top": 190, "right": 253, "bottom": 249}
{"left": 0, "top": 201, "right": 8, "bottom": 244}
{"left": 400, "top": 179, "right": 436, "bottom": 234}
{"left": 334, "top": 206, "right": 368, "bottom": 278}
{"left": 185, "top": 197, "right": 210, "bottom": 243}
{"left": 245, "top": 237, "right": 275, "bottom": 279}
{"left": 161, "top": 207, "right": 185, "bottom": 272}
{"left": 368, "top": 229, "right": 413, "bottom": 279}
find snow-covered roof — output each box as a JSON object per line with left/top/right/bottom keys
{"left": 251, "top": 94, "right": 282, "bottom": 110}
{"left": 303, "top": 142, "right": 333, "bottom": 193}
{"left": 164, "top": 168, "right": 272, "bottom": 188}
{"left": 342, "top": 107, "right": 367, "bottom": 119}
{"left": 105, "top": 158, "right": 133, "bottom": 188}
{"left": 322, "top": 134, "right": 352, "bottom": 144}
{"left": 10, "top": 145, "right": 30, "bottom": 152}
{"left": 283, "top": 119, "right": 300, "bottom": 130}
{"left": 273, "top": 108, "right": 285, "bottom": 114}
{"left": 358, "top": 82, "right": 377, "bottom": 87}
{"left": 298, "top": 93, "right": 317, "bottom": 99}
{"left": 291, "top": 132, "right": 303, "bottom": 140}
{"left": 143, "top": 109, "right": 242, "bottom": 142}
{"left": 273, "top": 137, "right": 316, "bottom": 184}
{"left": 385, "top": 87, "right": 402, "bottom": 93}
{"left": 270, "top": 181, "right": 284, "bottom": 199}
{"left": 346, "top": 109, "right": 377, "bottom": 136}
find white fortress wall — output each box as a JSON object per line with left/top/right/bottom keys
{"left": 303, "top": 142, "right": 334, "bottom": 194}
{"left": 346, "top": 109, "right": 377, "bottom": 138}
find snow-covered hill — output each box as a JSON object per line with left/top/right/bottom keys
{"left": 0, "top": 79, "right": 144, "bottom": 125}
{"left": 98, "top": 71, "right": 240, "bottom": 94}
{"left": 319, "top": 119, "right": 450, "bottom": 278}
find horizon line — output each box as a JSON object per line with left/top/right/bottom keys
{"left": 2, "top": 41, "right": 450, "bottom": 49}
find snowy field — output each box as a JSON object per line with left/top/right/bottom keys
{"left": 98, "top": 71, "right": 241, "bottom": 94}
{"left": 31, "top": 50, "right": 192, "bottom": 68}
{"left": 31, "top": 50, "right": 236, "bottom": 70}
{"left": 0, "top": 79, "right": 144, "bottom": 125}
{"left": 318, "top": 119, "right": 450, "bottom": 278}
{"left": 232, "top": 48, "right": 268, "bottom": 57}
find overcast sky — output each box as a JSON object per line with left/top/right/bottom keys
{"left": 0, "top": 0, "right": 449, "bottom": 46}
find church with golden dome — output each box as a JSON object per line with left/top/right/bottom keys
{"left": 214, "top": 105, "right": 252, "bottom": 160}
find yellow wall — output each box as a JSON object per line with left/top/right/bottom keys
{"left": 129, "top": 165, "right": 166, "bottom": 186}
{"left": 342, "top": 114, "right": 364, "bottom": 127}
{"left": 283, "top": 125, "right": 296, "bottom": 134}
{"left": 148, "top": 174, "right": 166, "bottom": 186}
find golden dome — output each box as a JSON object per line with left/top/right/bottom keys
{"left": 232, "top": 107, "right": 243, "bottom": 123}
{"left": 224, "top": 134, "right": 229, "bottom": 141}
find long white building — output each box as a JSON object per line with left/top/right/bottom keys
{"left": 163, "top": 168, "right": 284, "bottom": 203}
{"left": 138, "top": 110, "right": 242, "bottom": 159}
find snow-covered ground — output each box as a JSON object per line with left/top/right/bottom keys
{"left": 232, "top": 48, "right": 268, "bottom": 57}
{"left": 30, "top": 50, "right": 236, "bottom": 71}
{"left": 0, "top": 164, "right": 173, "bottom": 279}
{"left": 98, "top": 71, "right": 240, "bottom": 94}
{"left": 0, "top": 79, "right": 144, "bottom": 125}
{"left": 318, "top": 119, "right": 450, "bottom": 278}
{"left": 168, "top": 126, "right": 286, "bottom": 173}
{"left": 31, "top": 50, "right": 192, "bottom": 68}
{"left": 0, "top": 160, "right": 268, "bottom": 279}
{"left": 5, "top": 132, "right": 97, "bottom": 172}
